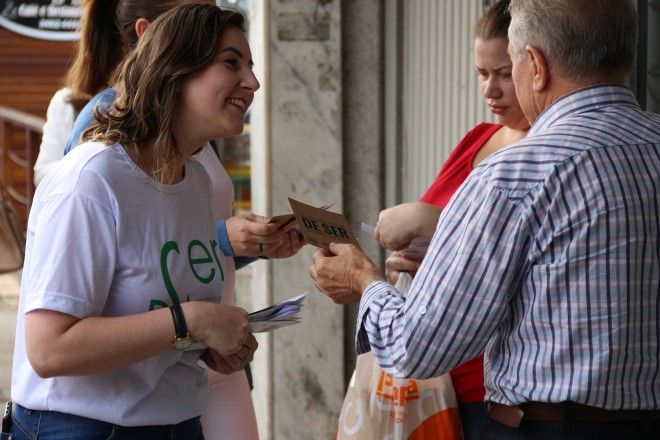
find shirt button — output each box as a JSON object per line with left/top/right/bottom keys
{"left": 419, "top": 306, "right": 427, "bottom": 315}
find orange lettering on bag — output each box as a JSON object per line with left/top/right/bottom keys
{"left": 376, "top": 371, "right": 395, "bottom": 401}
{"left": 401, "top": 379, "right": 420, "bottom": 405}
{"left": 376, "top": 371, "right": 420, "bottom": 406}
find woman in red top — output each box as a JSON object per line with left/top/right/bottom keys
{"left": 374, "top": 1, "right": 529, "bottom": 438}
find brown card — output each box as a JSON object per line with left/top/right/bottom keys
{"left": 288, "top": 198, "right": 359, "bottom": 248}
{"left": 268, "top": 203, "right": 336, "bottom": 232}
{"left": 267, "top": 213, "right": 298, "bottom": 231}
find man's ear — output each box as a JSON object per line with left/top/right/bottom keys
{"left": 134, "top": 18, "right": 150, "bottom": 38}
{"left": 525, "top": 45, "right": 549, "bottom": 92}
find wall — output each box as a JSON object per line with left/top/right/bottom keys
{"left": 249, "top": 0, "right": 345, "bottom": 438}
{"left": 0, "top": 28, "right": 72, "bottom": 117}
{"left": 396, "top": 0, "right": 492, "bottom": 203}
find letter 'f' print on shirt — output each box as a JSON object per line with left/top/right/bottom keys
{"left": 149, "top": 239, "right": 225, "bottom": 310}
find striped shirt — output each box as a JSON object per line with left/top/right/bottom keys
{"left": 357, "top": 84, "right": 660, "bottom": 409}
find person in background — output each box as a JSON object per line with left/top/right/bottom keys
{"left": 311, "top": 0, "right": 660, "bottom": 439}
{"left": 32, "top": 1, "right": 304, "bottom": 438}
{"left": 372, "top": 2, "right": 527, "bottom": 438}
{"left": 9, "top": 4, "right": 265, "bottom": 440}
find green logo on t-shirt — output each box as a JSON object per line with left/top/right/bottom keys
{"left": 149, "top": 239, "right": 225, "bottom": 310}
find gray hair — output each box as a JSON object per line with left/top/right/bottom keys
{"left": 508, "top": 0, "right": 637, "bottom": 80}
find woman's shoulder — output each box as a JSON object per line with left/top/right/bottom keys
{"left": 51, "top": 87, "right": 72, "bottom": 102}
{"left": 449, "top": 122, "right": 502, "bottom": 157}
{"left": 47, "top": 88, "right": 76, "bottom": 115}
{"left": 34, "top": 142, "right": 118, "bottom": 201}
{"left": 463, "top": 122, "right": 501, "bottom": 140}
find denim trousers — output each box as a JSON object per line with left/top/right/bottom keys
{"left": 481, "top": 416, "right": 660, "bottom": 440}
{"left": 458, "top": 401, "right": 487, "bottom": 440}
{"left": 4, "top": 404, "right": 204, "bottom": 440}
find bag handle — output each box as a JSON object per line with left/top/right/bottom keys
{"left": 0, "top": 181, "right": 25, "bottom": 273}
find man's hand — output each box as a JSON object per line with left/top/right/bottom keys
{"left": 385, "top": 251, "right": 421, "bottom": 284}
{"left": 375, "top": 202, "right": 442, "bottom": 250}
{"left": 309, "top": 243, "right": 383, "bottom": 304}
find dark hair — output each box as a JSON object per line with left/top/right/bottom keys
{"left": 475, "top": 0, "right": 511, "bottom": 40}
{"left": 65, "top": 0, "right": 185, "bottom": 110}
{"left": 84, "top": 4, "right": 246, "bottom": 184}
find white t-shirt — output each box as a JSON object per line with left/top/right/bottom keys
{"left": 33, "top": 88, "right": 77, "bottom": 186}
{"left": 195, "top": 145, "right": 235, "bottom": 303}
{"left": 12, "top": 141, "right": 226, "bottom": 426}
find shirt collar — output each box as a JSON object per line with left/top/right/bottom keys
{"left": 528, "top": 84, "right": 639, "bottom": 136}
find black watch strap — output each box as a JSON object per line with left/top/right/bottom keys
{"left": 169, "top": 304, "right": 188, "bottom": 338}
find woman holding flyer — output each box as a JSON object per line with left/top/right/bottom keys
{"left": 373, "top": 1, "right": 529, "bottom": 438}
{"left": 9, "top": 4, "right": 263, "bottom": 439}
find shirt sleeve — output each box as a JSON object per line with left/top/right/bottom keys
{"left": 64, "top": 90, "right": 115, "bottom": 155}
{"left": 215, "top": 220, "right": 234, "bottom": 256}
{"left": 214, "top": 219, "right": 258, "bottom": 269}
{"left": 33, "top": 90, "right": 75, "bottom": 186}
{"left": 23, "top": 189, "right": 117, "bottom": 318}
{"left": 356, "top": 170, "right": 530, "bottom": 379}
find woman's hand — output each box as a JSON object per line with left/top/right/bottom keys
{"left": 375, "top": 202, "right": 442, "bottom": 251}
{"left": 184, "top": 302, "right": 251, "bottom": 357}
{"left": 200, "top": 333, "right": 258, "bottom": 374}
{"left": 262, "top": 228, "right": 305, "bottom": 259}
{"left": 384, "top": 251, "right": 422, "bottom": 284}
{"left": 226, "top": 213, "right": 306, "bottom": 258}
{"left": 226, "top": 213, "right": 285, "bottom": 257}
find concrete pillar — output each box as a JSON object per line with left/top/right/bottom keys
{"left": 249, "top": 1, "right": 345, "bottom": 438}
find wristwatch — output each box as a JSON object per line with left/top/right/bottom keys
{"left": 169, "top": 304, "right": 193, "bottom": 350}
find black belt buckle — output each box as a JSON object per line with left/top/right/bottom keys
{"left": 1, "top": 401, "right": 11, "bottom": 433}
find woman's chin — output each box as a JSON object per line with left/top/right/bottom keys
{"left": 499, "top": 114, "right": 529, "bottom": 131}
{"left": 214, "top": 124, "right": 245, "bottom": 139}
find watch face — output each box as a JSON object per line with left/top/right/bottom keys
{"left": 173, "top": 336, "right": 193, "bottom": 350}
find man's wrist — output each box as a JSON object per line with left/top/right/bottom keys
{"left": 357, "top": 269, "right": 383, "bottom": 293}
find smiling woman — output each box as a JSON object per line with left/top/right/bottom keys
{"left": 173, "top": 29, "right": 259, "bottom": 158}
{"left": 7, "top": 4, "right": 263, "bottom": 440}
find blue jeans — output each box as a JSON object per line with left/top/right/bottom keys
{"left": 6, "top": 404, "right": 203, "bottom": 440}
{"left": 458, "top": 402, "right": 487, "bottom": 440}
{"left": 482, "top": 417, "right": 660, "bottom": 440}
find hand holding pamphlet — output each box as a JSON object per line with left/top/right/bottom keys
{"left": 186, "top": 294, "right": 307, "bottom": 351}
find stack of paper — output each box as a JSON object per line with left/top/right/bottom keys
{"left": 248, "top": 293, "right": 307, "bottom": 333}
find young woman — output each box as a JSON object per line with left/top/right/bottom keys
{"left": 10, "top": 4, "right": 263, "bottom": 439}
{"left": 373, "top": 1, "right": 529, "bottom": 439}
{"left": 31, "top": 1, "right": 304, "bottom": 438}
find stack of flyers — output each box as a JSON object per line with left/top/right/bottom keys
{"left": 248, "top": 293, "right": 307, "bottom": 333}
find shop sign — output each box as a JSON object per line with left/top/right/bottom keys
{"left": 0, "top": 0, "right": 80, "bottom": 41}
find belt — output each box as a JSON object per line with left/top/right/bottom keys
{"left": 487, "top": 401, "right": 660, "bottom": 428}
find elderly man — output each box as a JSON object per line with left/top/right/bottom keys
{"left": 310, "top": 0, "right": 660, "bottom": 438}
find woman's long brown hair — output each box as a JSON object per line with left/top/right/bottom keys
{"left": 65, "top": 0, "right": 187, "bottom": 110}
{"left": 82, "top": 4, "right": 246, "bottom": 184}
